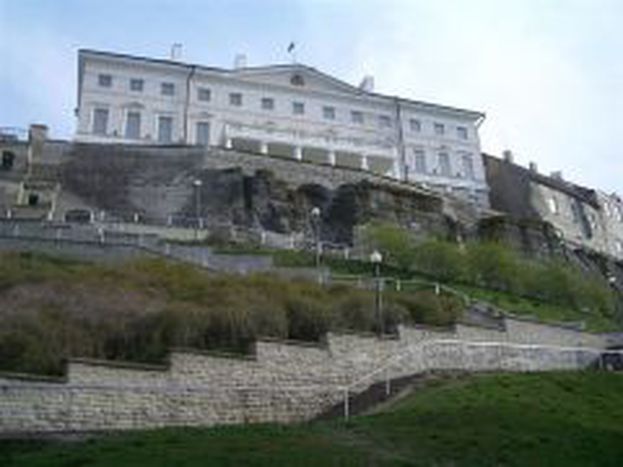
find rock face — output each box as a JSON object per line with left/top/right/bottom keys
{"left": 55, "top": 144, "right": 453, "bottom": 245}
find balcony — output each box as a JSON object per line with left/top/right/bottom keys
{"left": 223, "top": 121, "right": 398, "bottom": 176}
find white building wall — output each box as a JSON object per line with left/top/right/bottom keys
{"left": 75, "top": 50, "right": 489, "bottom": 207}
{"left": 596, "top": 191, "right": 623, "bottom": 260}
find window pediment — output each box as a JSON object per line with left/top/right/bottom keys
{"left": 124, "top": 101, "right": 145, "bottom": 110}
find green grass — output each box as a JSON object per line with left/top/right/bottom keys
{"left": 2, "top": 372, "right": 622, "bottom": 466}
{"left": 273, "top": 248, "right": 621, "bottom": 332}
{"left": 0, "top": 252, "right": 462, "bottom": 375}
{"left": 453, "top": 283, "right": 617, "bottom": 333}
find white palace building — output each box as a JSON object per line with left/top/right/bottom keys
{"left": 75, "top": 49, "right": 490, "bottom": 207}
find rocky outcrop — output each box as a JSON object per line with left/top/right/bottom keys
{"left": 55, "top": 144, "right": 454, "bottom": 244}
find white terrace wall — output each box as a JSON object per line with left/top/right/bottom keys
{"left": 0, "top": 316, "right": 608, "bottom": 434}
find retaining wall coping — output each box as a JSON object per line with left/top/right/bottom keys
{"left": 0, "top": 371, "right": 66, "bottom": 384}
{"left": 67, "top": 357, "right": 168, "bottom": 372}
{"left": 170, "top": 347, "right": 256, "bottom": 361}
{"left": 406, "top": 323, "right": 456, "bottom": 333}
{"left": 328, "top": 329, "right": 401, "bottom": 340}
{"left": 214, "top": 147, "right": 441, "bottom": 199}
{"left": 456, "top": 321, "right": 507, "bottom": 332}
{"left": 503, "top": 314, "right": 587, "bottom": 332}
{"left": 255, "top": 336, "right": 328, "bottom": 349}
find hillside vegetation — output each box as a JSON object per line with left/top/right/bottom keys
{"left": 0, "top": 252, "right": 462, "bottom": 376}
{"left": 363, "top": 223, "right": 618, "bottom": 325}
{"left": 2, "top": 372, "right": 622, "bottom": 466}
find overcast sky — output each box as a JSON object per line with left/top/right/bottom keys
{"left": 1, "top": 0, "right": 621, "bottom": 194}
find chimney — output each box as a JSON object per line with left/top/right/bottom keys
{"left": 359, "top": 75, "right": 374, "bottom": 92}
{"left": 28, "top": 124, "right": 48, "bottom": 165}
{"left": 551, "top": 170, "right": 563, "bottom": 180}
{"left": 502, "top": 149, "right": 514, "bottom": 163}
{"left": 529, "top": 162, "right": 538, "bottom": 173}
{"left": 170, "top": 43, "right": 183, "bottom": 60}
{"left": 234, "top": 53, "right": 247, "bottom": 69}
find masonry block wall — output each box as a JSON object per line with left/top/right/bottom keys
{"left": 0, "top": 316, "right": 607, "bottom": 435}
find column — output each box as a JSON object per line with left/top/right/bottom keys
{"left": 259, "top": 141, "right": 268, "bottom": 155}
{"left": 293, "top": 146, "right": 303, "bottom": 161}
{"left": 328, "top": 150, "right": 336, "bottom": 166}
{"left": 361, "top": 155, "right": 369, "bottom": 171}
{"left": 392, "top": 160, "right": 400, "bottom": 179}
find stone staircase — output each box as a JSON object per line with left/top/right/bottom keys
{"left": 315, "top": 372, "right": 443, "bottom": 420}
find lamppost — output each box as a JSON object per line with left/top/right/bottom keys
{"left": 193, "top": 179, "right": 203, "bottom": 240}
{"left": 370, "top": 250, "right": 383, "bottom": 336}
{"left": 606, "top": 273, "right": 622, "bottom": 326}
{"left": 311, "top": 206, "right": 321, "bottom": 268}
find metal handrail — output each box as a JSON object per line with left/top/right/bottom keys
{"left": 340, "top": 339, "right": 619, "bottom": 419}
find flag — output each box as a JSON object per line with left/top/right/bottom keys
{"left": 287, "top": 42, "right": 295, "bottom": 53}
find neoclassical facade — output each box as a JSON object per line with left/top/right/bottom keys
{"left": 75, "top": 49, "right": 489, "bottom": 207}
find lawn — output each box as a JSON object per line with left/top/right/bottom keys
{"left": 2, "top": 372, "right": 622, "bottom": 466}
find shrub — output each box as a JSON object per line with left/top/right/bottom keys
{"left": 411, "top": 239, "right": 465, "bottom": 282}
{"left": 465, "top": 242, "right": 524, "bottom": 293}
{"left": 390, "top": 290, "right": 462, "bottom": 327}
{"left": 364, "top": 222, "right": 414, "bottom": 271}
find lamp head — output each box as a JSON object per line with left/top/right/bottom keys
{"left": 370, "top": 250, "right": 383, "bottom": 264}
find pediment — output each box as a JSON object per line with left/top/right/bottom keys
{"left": 232, "top": 65, "right": 365, "bottom": 97}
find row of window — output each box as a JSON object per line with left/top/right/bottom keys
{"left": 96, "top": 73, "right": 470, "bottom": 138}
{"left": 92, "top": 108, "right": 211, "bottom": 144}
{"left": 603, "top": 200, "right": 623, "bottom": 222}
{"left": 410, "top": 149, "right": 475, "bottom": 179}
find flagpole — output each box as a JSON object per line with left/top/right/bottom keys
{"left": 288, "top": 42, "right": 296, "bottom": 64}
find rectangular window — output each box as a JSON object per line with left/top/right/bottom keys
{"left": 98, "top": 74, "right": 112, "bottom": 87}
{"left": 323, "top": 106, "right": 336, "bottom": 120}
{"left": 195, "top": 121, "right": 210, "bottom": 146}
{"left": 457, "top": 126, "right": 468, "bottom": 140}
{"left": 261, "top": 97, "right": 274, "bottom": 110}
{"left": 92, "top": 108, "right": 109, "bottom": 135}
{"left": 124, "top": 111, "right": 141, "bottom": 139}
{"left": 157, "top": 116, "right": 173, "bottom": 143}
{"left": 461, "top": 153, "right": 474, "bottom": 179}
{"left": 229, "top": 92, "right": 242, "bottom": 106}
{"left": 292, "top": 101, "right": 305, "bottom": 115}
{"left": 409, "top": 119, "right": 421, "bottom": 132}
{"left": 571, "top": 199, "right": 582, "bottom": 223}
{"left": 351, "top": 110, "right": 363, "bottom": 124}
{"left": 130, "top": 78, "right": 144, "bottom": 92}
{"left": 413, "top": 149, "right": 427, "bottom": 173}
{"left": 161, "top": 82, "right": 175, "bottom": 96}
{"left": 198, "top": 88, "right": 211, "bottom": 102}
{"left": 548, "top": 197, "right": 559, "bottom": 214}
{"left": 379, "top": 115, "right": 392, "bottom": 128}
{"left": 438, "top": 152, "right": 451, "bottom": 176}
{"left": 434, "top": 123, "right": 445, "bottom": 136}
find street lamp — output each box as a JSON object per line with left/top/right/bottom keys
{"left": 370, "top": 250, "right": 383, "bottom": 336}
{"left": 607, "top": 274, "right": 617, "bottom": 290}
{"left": 311, "top": 206, "right": 321, "bottom": 268}
{"left": 193, "top": 179, "right": 203, "bottom": 240}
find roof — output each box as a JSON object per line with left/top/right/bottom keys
{"left": 77, "top": 48, "right": 485, "bottom": 120}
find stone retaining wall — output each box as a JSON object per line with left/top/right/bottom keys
{"left": 0, "top": 317, "right": 609, "bottom": 435}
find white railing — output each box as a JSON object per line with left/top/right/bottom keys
{"left": 340, "top": 339, "right": 621, "bottom": 419}
{"left": 225, "top": 121, "right": 396, "bottom": 156}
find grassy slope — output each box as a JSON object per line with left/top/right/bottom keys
{"left": 2, "top": 372, "right": 623, "bottom": 466}
{"left": 292, "top": 251, "right": 620, "bottom": 332}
